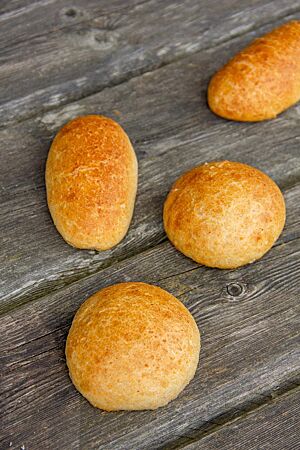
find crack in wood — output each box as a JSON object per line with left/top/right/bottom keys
{"left": 1, "top": 236, "right": 299, "bottom": 448}
{"left": 1, "top": 1, "right": 300, "bottom": 448}
{"left": 1, "top": 1, "right": 300, "bottom": 128}
{"left": 0, "top": 0, "right": 150, "bottom": 51}
{"left": 0, "top": 236, "right": 168, "bottom": 316}
{"left": 166, "top": 384, "right": 300, "bottom": 449}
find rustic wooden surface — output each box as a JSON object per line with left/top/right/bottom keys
{"left": 0, "top": 0, "right": 299, "bottom": 449}
{"left": 183, "top": 387, "right": 300, "bottom": 449}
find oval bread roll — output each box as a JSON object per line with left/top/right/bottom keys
{"left": 164, "top": 161, "right": 286, "bottom": 269}
{"left": 46, "top": 115, "right": 138, "bottom": 250}
{"left": 66, "top": 282, "right": 200, "bottom": 411}
{"left": 208, "top": 21, "right": 300, "bottom": 121}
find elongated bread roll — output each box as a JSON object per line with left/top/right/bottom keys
{"left": 164, "top": 161, "right": 286, "bottom": 269}
{"left": 208, "top": 21, "right": 300, "bottom": 121}
{"left": 66, "top": 282, "right": 200, "bottom": 411}
{"left": 46, "top": 115, "right": 138, "bottom": 250}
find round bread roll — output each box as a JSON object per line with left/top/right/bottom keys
{"left": 164, "top": 161, "right": 285, "bottom": 269}
{"left": 46, "top": 115, "right": 138, "bottom": 250}
{"left": 66, "top": 282, "right": 200, "bottom": 411}
{"left": 208, "top": 21, "right": 300, "bottom": 121}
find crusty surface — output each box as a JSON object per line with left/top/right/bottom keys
{"left": 208, "top": 21, "right": 300, "bottom": 121}
{"left": 66, "top": 282, "right": 200, "bottom": 411}
{"left": 46, "top": 115, "right": 138, "bottom": 250}
{"left": 164, "top": 161, "right": 286, "bottom": 269}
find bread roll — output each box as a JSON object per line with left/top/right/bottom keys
{"left": 46, "top": 115, "right": 138, "bottom": 250}
{"left": 164, "top": 161, "right": 285, "bottom": 269}
{"left": 208, "top": 21, "right": 300, "bottom": 121}
{"left": 66, "top": 282, "right": 200, "bottom": 411}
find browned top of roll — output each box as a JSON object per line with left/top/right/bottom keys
{"left": 208, "top": 21, "right": 300, "bottom": 121}
{"left": 46, "top": 115, "right": 137, "bottom": 250}
{"left": 164, "top": 161, "right": 286, "bottom": 269}
{"left": 66, "top": 282, "right": 200, "bottom": 411}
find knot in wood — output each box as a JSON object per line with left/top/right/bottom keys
{"left": 226, "top": 282, "right": 244, "bottom": 297}
{"left": 65, "top": 8, "right": 77, "bottom": 18}
{"left": 61, "top": 7, "right": 85, "bottom": 21}
{"left": 65, "top": 8, "right": 77, "bottom": 17}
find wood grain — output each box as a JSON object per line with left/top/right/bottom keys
{"left": 1, "top": 232, "right": 299, "bottom": 449}
{"left": 183, "top": 388, "right": 300, "bottom": 449}
{"left": 0, "top": 0, "right": 299, "bottom": 125}
{"left": 1, "top": 1, "right": 300, "bottom": 448}
{"left": 0, "top": 0, "right": 33, "bottom": 15}
{"left": 0, "top": 0, "right": 144, "bottom": 47}
{"left": 1, "top": 34, "right": 300, "bottom": 312}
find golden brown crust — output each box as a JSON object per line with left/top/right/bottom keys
{"left": 164, "top": 161, "right": 286, "bottom": 269}
{"left": 46, "top": 115, "right": 138, "bottom": 250}
{"left": 66, "top": 282, "right": 200, "bottom": 411}
{"left": 208, "top": 21, "right": 300, "bottom": 121}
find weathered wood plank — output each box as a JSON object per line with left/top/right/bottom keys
{"left": 183, "top": 388, "right": 300, "bottom": 450}
{"left": 1, "top": 2, "right": 299, "bottom": 449}
{"left": 1, "top": 34, "right": 300, "bottom": 311}
{"left": 0, "top": 0, "right": 144, "bottom": 48}
{"left": 1, "top": 231, "right": 299, "bottom": 449}
{"left": 0, "top": 0, "right": 34, "bottom": 15}
{"left": 1, "top": 0, "right": 299, "bottom": 125}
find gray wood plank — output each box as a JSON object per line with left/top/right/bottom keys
{"left": 1, "top": 0, "right": 299, "bottom": 125}
{"left": 182, "top": 388, "right": 300, "bottom": 450}
{"left": 0, "top": 0, "right": 35, "bottom": 15}
{"left": 0, "top": 0, "right": 144, "bottom": 48}
{"left": 1, "top": 3, "right": 299, "bottom": 450}
{"left": 1, "top": 228, "right": 299, "bottom": 449}
{"left": 1, "top": 34, "right": 300, "bottom": 312}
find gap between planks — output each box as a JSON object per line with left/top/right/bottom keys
{"left": 1, "top": 235, "right": 299, "bottom": 449}
{"left": 0, "top": 0, "right": 150, "bottom": 51}
{"left": 1, "top": 49, "right": 300, "bottom": 309}
{"left": 0, "top": 236, "right": 169, "bottom": 316}
{"left": 1, "top": 2, "right": 300, "bottom": 313}
{"left": 173, "top": 385, "right": 300, "bottom": 450}
{"left": 1, "top": 2, "right": 300, "bottom": 128}
{"left": 1, "top": 179, "right": 299, "bottom": 317}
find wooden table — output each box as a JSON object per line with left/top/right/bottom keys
{"left": 1, "top": 1, "right": 300, "bottom": 449}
